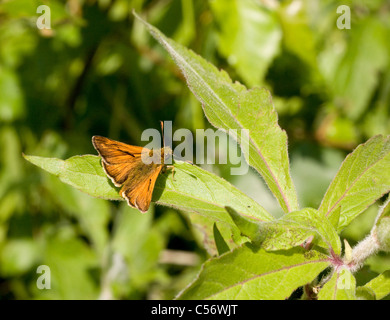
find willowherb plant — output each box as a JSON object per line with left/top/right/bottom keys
{"left": 24, "top": 13, "right": 390, "bottom": 300}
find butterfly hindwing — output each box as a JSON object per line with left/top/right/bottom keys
{"left": 101, "top": 161, "right": 137, "bottom": 187}
{"left": 120, "top": 165, "right": 163, "bottom": 212}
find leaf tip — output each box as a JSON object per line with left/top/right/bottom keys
{"left": 22, "top": 153, "right": 32, "bottom": 163}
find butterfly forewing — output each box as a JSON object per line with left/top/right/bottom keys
{"left": 92, "top": 136, "right": 146, "bottom": 164}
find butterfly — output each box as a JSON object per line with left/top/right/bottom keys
{"left": 92, "top": 122, "right": 173, "bottom": 213}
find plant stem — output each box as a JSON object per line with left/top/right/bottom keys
{"left": 348, "top": 233, "right": 380, "bottom": 272}
{"left": 347, "top": 197, "right": 389, "bottom": 272}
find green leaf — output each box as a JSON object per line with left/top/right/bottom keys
{"left": 154, "top": 162, "right": 272, "bottom": 221}
{"left": 187, "top": 213, "right": 245, "bottom": 256}
{"left": 318, "top": 135, "right": 390, "bottom": 232}
{"left": 358, "top": 270, "right": 390, "bottom": 300}
{"left": 225, "top": 206, "right": 263, "bottom": 244}
{"left": 260, "top": 208, "right": 341, "bottom": 254}
{"left": 154, "top": 161, "right": 273, "bottom": 248}
{"left": 328, "top": 205, "right": 341, "bottom": 230}
{"left": 227, "top": 207, "right": 341, "bottom": 254}
{"left": 355, "top": 287, "right": 376, "bottom": 300}
{"left": 318, "top": 269, "right": 356, "bottom": 300}
{"left": 24, "top": 154, "right": 272, "bottom": 251}
{"left": 177, "top": 244, "right": 330, "bottom": 300}
{"left": 134, "top": 12, "right": 299, "bottom": 214}
{"left": 23, "top": 154, "right": 122, "bottom": 201}
{"left": 210, "top": 0, "right": 281, "bottom": 86}
{"left": 213, "top": 223, "right": 230, "bottom": 256}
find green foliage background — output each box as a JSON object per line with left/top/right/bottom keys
{"left": 0, "top": 0, "right": 389, "bottom": 299}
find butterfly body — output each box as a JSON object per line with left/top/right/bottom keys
{"left": 92, "top": 135, "right": 173, "bottom": 212}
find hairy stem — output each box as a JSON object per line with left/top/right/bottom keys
{"left": 348, "top": 233, "right": 380, "bottom": 272}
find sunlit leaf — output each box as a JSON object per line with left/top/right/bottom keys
{"left": 318, "top": 269, "right": 356, "bottom": 300}
{"left": 135, "top": 12, "right": 299, "bottom": 214}
{"left": 177, "top": 244, "right": 330, "bottom": 300}
{"left": 357, "top": 270, "right": 390, "bottom": 300}
{"left": 318, "top": 135, "right": 390, "bottom": 232}
{"left": 227, "top": 207, "right": 341, "bottom": 254}
{"left": 24, "top": 154, "right": 273, "bottom": 252}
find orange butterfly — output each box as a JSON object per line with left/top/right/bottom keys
{"left": 92, "top": 122, "right": 173, "bottom": 213}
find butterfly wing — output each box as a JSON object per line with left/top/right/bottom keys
{"left": 92, "top": 135, "right": 147, "bottom": 187}
{"left": 92, "top": 135, "right": 144, "bottom": 165}
{"left": 92, "top": 135, "right": 163, "bottom": 212}
{"left": 120, "top": 165, "right": 163, "bottom": 213}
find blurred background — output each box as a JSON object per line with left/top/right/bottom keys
{"left": 0, "top": 0, "right": 389, "bottom": 299}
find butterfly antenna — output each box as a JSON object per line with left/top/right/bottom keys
{"left": 160, "top": 120, "right": 165, "bottom": 148}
